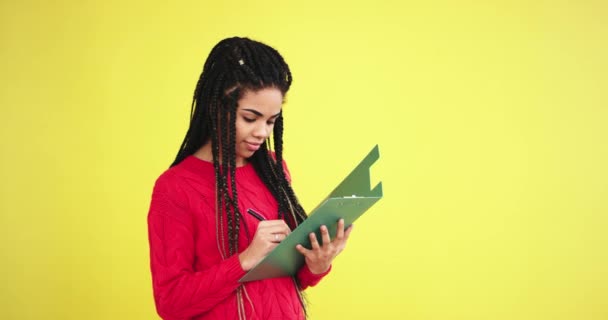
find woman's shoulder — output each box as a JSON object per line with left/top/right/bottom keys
{"left": 152, "top": 166, "right": 182, "bottom": 191}
{"left": 152, "top": 156, "right": 215, "bottom": 195}
{"left": 150, "top": 167, "right": 188, "bottom": 206}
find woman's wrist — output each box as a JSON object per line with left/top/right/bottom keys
{"left": 238, "top": 250, "right": 252, "bottom": 271}
{"left": 307, "top": 264, "right": 330, "bottom": 275}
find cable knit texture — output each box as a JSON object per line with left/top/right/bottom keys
{"left": 148, "top": 155, "right": 330, "bottom": 320}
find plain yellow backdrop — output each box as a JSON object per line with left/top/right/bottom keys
{"left": 1, "top": 0, "right": 607, "bottom": 319}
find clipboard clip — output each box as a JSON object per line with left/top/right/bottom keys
{"left": 329, "top": 145, "right": 382, "bottom": 199}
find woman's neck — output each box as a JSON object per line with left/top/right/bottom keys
{"left": 193, "top": 143, "right": 213, "bottom": 163}
{"left": 193, "top": 143, "right": 248, "bottom": 167}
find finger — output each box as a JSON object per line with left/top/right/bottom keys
{"left": 344, "top": 224, "right": 354, "bottom": 240}
{"left": 258, "top": 220, "right": 291, "bottom": 232}
{"left": 282, "top": 223, "right": 292, "bottom": 235}
{"left": 258, "top": 220, "right": 288, "bottom": 228}
{"left": 270, "top": 220, "right": 292, "bottom": 234}
{"left": 320, "top": 225, "right": 331, "bottom": 245}
{"left": 270, "top": 233, "right": 283, "bottom": 243}
{"left": 281, "top": 220, "right": 292, "bottom": 234}
{"left": 296, "top": 244, "right": 310, "bottom": 255}
{"left": 260, "top": 224, "right": 292, "bottom": 235}
{"left": 309, "top": 232, "right": 320, "bottom": 250}
{"left": 335, "top": 219, "right": 345, "bottom": 241}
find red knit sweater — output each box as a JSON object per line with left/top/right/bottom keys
{"left": 147, "top": 155, "right": 329, "bottom": 320}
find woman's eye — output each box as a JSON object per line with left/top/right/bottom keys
{"left": 243, "top": 117, "right": 256, "bottom": 123}
{"left": 267, "top": 121, "right": 275, "bottom": 125}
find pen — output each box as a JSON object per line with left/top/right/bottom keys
{"left": 247, "top": 208, "right": 267, "bottom": 221}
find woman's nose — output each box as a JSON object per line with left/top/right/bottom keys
{"left": 252, "top": 123, "right": 270, "bottom": 138}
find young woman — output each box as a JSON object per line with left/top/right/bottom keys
{"left": 147, "top": 37, "right": 353, "bottom": 320}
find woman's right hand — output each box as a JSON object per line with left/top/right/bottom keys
{"left": 238, "top": 220, "right": 291, "bottom": 271}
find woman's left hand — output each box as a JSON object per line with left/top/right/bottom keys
{"left": 295, "top": 219, "right": 353, "bottom": 274}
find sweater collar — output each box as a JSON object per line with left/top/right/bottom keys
{"left": 180, "top": 155, "right": 257, "bottom": 179}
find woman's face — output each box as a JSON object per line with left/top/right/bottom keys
{"left": 234, "top": 87, "right": 283, "bottom": 166}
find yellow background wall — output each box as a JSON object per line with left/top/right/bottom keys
{"left": 1, "top": 1, "right": 607, "bottom": 319}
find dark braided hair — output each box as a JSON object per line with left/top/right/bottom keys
{"left": 170, "top": 37, "right": 309, "bottom": 316}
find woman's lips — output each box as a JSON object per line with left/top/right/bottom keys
{"left": 245, "top": 142, "right": 261, "bottom": 151}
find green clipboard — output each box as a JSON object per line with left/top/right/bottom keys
{"left": 239, "top": 145, "right": 383, "bottom": 282}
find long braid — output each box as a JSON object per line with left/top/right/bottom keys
{"left": 209, "top": 94, "right": 228, "bottom": 258}
{"left": 227, "top": 93, "right": 241, "bottom": 255}
{"left": 209, "top": 86, "right": 228, "bottom": 257}
{"left": 273, "top": 115, "right": 307, "bottom": 224}
{"left": 223, "top": 91, "right": 251, "bottom": 244}
{"left": 217, "top": 95, "right": 236, "bottom": 255}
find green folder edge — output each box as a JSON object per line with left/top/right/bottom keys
{"left": 239, "top": 145, "right": 383, "bottom": 282}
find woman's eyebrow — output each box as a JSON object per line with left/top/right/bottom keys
{"left": 242, "top": 108, "right": 281, "bottom": 118}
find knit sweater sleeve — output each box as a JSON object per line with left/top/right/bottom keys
{"left": 147, "top": 172, "right": 246, "bottom": 320}
{"left": 296, "top": 264, "right": 332, "bottom": 289}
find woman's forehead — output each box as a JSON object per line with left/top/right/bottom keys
{"left": 237, "top": 88, "right": 283, "bottom": 114}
